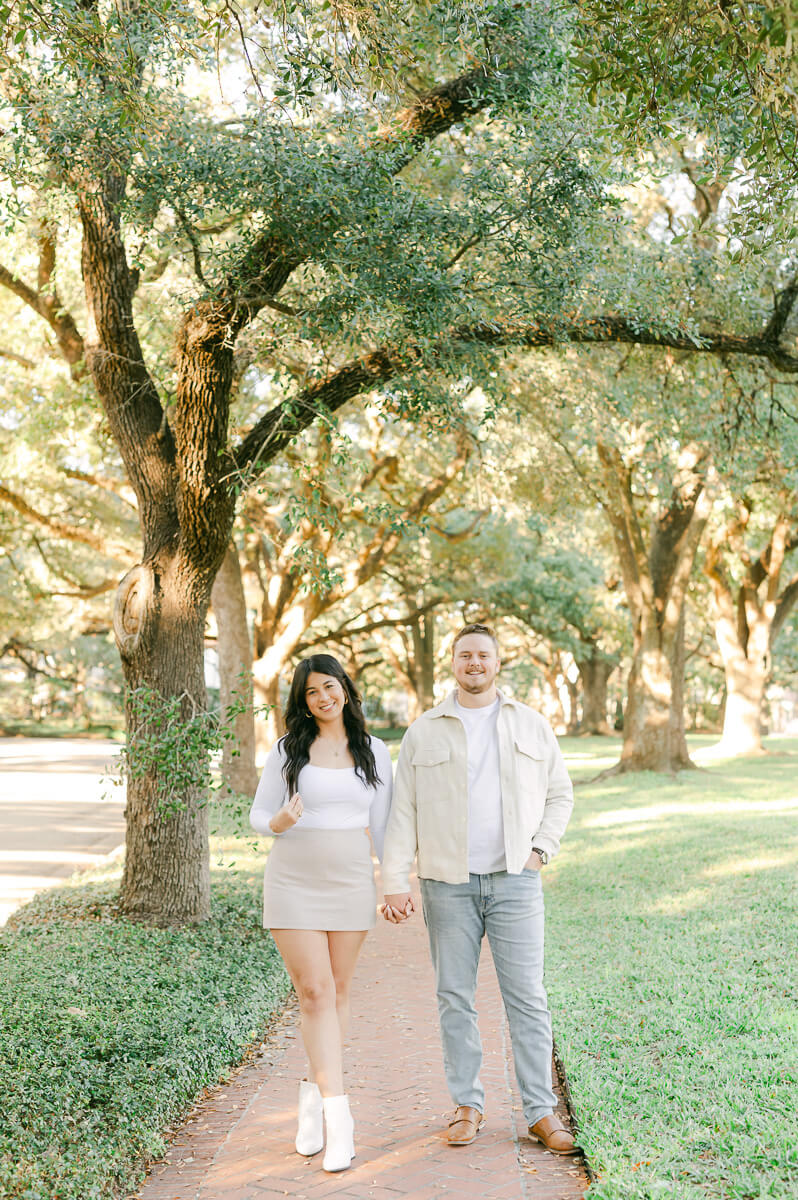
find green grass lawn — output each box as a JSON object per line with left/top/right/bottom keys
{"left": 547, "top": 734, "right": 798, "bottom": 1200}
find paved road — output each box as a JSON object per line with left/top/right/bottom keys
{"left": 0, "top": 737, "right": 126, "bottom": 926}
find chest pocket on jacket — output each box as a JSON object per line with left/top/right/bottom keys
{"left": 412, "top": 746, "right": 451, "bottom": 798}
{"left": 514, "top": 738, "right": 545, "bottom": 791}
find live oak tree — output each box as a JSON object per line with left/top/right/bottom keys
{"left": 4, "top": 1, "right": 798, "bottom": 921}
{"left": 513, "top": 344, "right": 743, "bottom": 772}
{"left": 486, "top": 534, "right": 622, "bottom": 735}
{"left": 4, "top": 0, "right": 607, "bottom": 923}
{"left": 318, "top": 513, "right": 494, "bottom": 720}
{"left": 209, "top": 544, "right": 260, "bottom": 797}
{"left": 596, "top": 439, "right": 711, "bottom": 771}
{"left": 705, "top": 492, "right": 798, "bottom": 754}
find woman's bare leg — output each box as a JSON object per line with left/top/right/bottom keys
{"left": 271, "top": 929, "right": 343, "bottom": 1096}
{"left": 327, "top": 930, "right": 367, "bottom": 1044}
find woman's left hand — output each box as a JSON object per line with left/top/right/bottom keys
{"left": 269, "top": 793, "right": 304, "bottom": 834}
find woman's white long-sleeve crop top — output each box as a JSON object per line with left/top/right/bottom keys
{"left": 249, "top": 736, "right": 394, "bottom": 861}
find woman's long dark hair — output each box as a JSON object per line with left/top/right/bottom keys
{"left": 280, "top": 654, "right": 381, "bottom": 797}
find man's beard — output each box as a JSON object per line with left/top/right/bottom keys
{"left": 462, "top": 674, "right": 491, "bottom": 691}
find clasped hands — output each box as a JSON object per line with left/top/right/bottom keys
{"left": 382, "top": 893, "right": 415, "bottom": 923}
{"left": 267, "top": 802, "right": 417, "bottom": 926}
{"left": 383, "top": 850, "right": 543, "bottom": 923}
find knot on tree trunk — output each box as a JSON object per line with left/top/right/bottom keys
{"left": 177, "top": 302, "right": 233, "bottom": 356}
{"left": 114, "top": 564, "right": 155, "bottom": 656}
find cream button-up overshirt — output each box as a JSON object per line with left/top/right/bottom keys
{"left": 381, "top": 689, "right": 574, "bottom": 893}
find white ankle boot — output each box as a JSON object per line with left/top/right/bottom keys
{"left": 295, "top": 1080, "right": 323, "bottom": 1156}
{"left": 322, "top": 1094, "right": 355, "bottom": 1172}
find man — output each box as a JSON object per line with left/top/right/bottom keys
{"left": 381, "top": 623, "right": 577, "bottom": 1154}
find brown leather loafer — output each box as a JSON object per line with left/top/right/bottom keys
{"left": 447, "top": 1105, "right": 485, "bottom": 1146}
{"left": 528, "top": 1114, "right": 579, "bottom": 1155}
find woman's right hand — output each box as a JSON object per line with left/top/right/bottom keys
{"left": 268, "top": 793, "right": 303, "bottom": 834}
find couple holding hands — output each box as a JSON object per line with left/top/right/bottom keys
{"left": 249, "top": 623, "right": 577, "bottom": 1173}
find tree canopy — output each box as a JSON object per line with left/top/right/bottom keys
{"left": 1, "top": 0, "right": 797, "bottom": 921}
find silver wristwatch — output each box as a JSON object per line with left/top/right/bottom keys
{"left": 531, "top": 846, "right": 549, "bottom": 866}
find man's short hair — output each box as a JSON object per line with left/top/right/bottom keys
{"left": 452, "top": 623, "right": 499, "bottom": 651}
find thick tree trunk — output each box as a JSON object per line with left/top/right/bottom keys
{"left": 668, "top": 609, "right": 691, "bottom": 764}
{"left": 211, "top": 546, "right": 259, "bottom": 795}
{"left": 406, "top": 686, "right": 426, "bottom": 723}
{"left": 619, "top": 609, "right": 691, "bottom": 772}
{"left": 565, "top": 675, "right": 580, "bottom": 734}
{"left": 706, "top": 516, "right": 798, "bottom": 757}
{"left": 576, "top": 650, "right": 614, "bottom": 734}
{"left": 410, "top": 612, "right": 436, "bottom": 713}
{"left": 252, "top": 600, "right": 313, "bottom": 750}
{"left": 620, "top": 645, "right": 670, "bottom": 770}
{"left": 115, "top": 560, "right": 211, "bottom": 925}
{"left": 540, "top": 664, "right": 568, "bottom": 733}
{"left": 713, "top": 611, "right": 770, "bottom": 755}
{"left": 720, "top": 662, "right": 767, "bottom": 753}
{"left": 597, "top": 440, "right": 710, "bottom": 774}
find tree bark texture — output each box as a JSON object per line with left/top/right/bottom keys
{"left": 114, "top": 561, "right": 211, "bottom": 925}
{"left": 564, "top": 673, "right": 580, "bottom": 734}
{"left": 79, "top": 179, "right": 236, "bottom": 923}
{"left": 409, "top": 610, "right": 436, "bottom": 715}
{"left": 211, "top": 546, "right": 259, "bottom": 795}
{"left": 253, "top": 666, "right": 285, "bottom": 749}
{"left": 597, "top": 441, "right": 711, "bottom": 773}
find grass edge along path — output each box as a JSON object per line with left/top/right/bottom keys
{"left": 0, "top": 862, "right": 290, "bottom": 1200}
{"left": 547, "top": 735, "right": 798, "bottom": 1200}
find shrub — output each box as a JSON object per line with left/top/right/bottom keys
{"left": 0, "top": 872, "right": 290, "bottom": 1200}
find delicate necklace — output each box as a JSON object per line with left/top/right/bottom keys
{"left": 320, "top": 737, "right": 348, "bottom": 758}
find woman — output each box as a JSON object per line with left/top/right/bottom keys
{"left": 249, "top": 654, "right": 392, "bottom": 1173}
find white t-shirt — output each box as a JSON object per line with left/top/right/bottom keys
{"left": 249, "top": 736, "right": 393, "bottom": 861}
{"left": 455, "top": 696, "right": 506, "bottom": 874}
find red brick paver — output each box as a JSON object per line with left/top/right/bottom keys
{"left": 135, "top": 879, "right": 588, "bottom": 1200}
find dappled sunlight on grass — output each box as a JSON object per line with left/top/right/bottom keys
{"left": 547, "top": 740, "right": 798, "bottom": 1200}
{"left": 583, "top": 794, "right": 798, "bottom": 828}
{"left": 700, "top": 850, "right": 798, "bottom": 879}
{"left": 646, "top": 886, "right": 717, "bottom": 916}
{"left": 559, "top": 735, "right": 623, "bottom": 781}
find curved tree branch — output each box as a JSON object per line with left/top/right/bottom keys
{"left": 0, "top": 483, "right": 131, "bottom": 561}
{"left": 771, "top": 576, "right": 798, "bottom": 646}
{"left": 0, "top": 258, "right": 85, "bottom": 377}
{"left": 234, "top": 312, "right": 798, "bottom": 478}
{"left": 0, "top": 347, "right": 34, "bottom": 368}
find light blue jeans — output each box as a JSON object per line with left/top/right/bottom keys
{"left": 420, "top": 870, "right": 557, "bottom": 1127}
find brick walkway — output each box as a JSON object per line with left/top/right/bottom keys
{"left": 136, "top": 880, "right": 589, "bottom": 1200}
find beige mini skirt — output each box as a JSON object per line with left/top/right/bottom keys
{"left": 263, "top": 827, "right": 377, "bottom": 931}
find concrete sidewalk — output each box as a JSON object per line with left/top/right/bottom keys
{"left": 136, "top": 879, "right": 588, "bottom": 1200}
{"left": 0, "top": 738, "right": 125, "bottom": 925}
